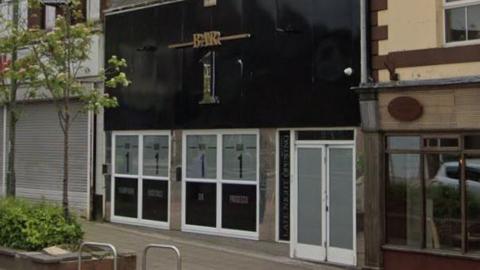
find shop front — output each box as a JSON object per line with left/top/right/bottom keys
{"left": 111, "top": 132, "right": 171, "bottom": 228}
{"left": 358, "top": 83, "right": 480, "bottom": 270}
{"left": 104, "top": 0, "right": 362, "bottom": 266}
{"left": 109, "top": 128, "right": 359, "bottom": 266}
{"left": 181, "top": 130, "right": 259, "bottom": 239}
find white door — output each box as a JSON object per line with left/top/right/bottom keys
{"left": 293, "top": 145, "right": 327, "bottom": 262}
{"left": 326, "top": 146, "right": 356, "bottom": 265}
{"left": 292, "top": 144, "right": 356, "bottom": 266}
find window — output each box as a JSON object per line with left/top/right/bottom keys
{"left": 385, "top": 135, "right": 480, "bottom": 254}
{"left": 112, "top": 133, "right": 170, "bottom": 224}
{"left": 183, "top": 131, "right": 258, "bottom": 236}
{"left": 445, "top": 0, "right": 480, "bottom": 43}
{"left": 386, "top": 153, "right": 423, "bottom": 247}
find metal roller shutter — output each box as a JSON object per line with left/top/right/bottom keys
{"left": 14, "top": 101, "right": 90, "bottom": 214}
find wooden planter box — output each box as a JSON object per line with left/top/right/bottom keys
{"left": 0, "top": 247, "right": 136, "bottom": 270}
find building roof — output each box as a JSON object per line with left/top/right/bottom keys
{"left": 353, "top": 75, "right": 480, "bottom": 91}
{"left": 106, "top": 0, "right": 180, "bottom": 14}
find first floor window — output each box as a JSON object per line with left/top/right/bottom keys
{"left": 445, "top": 0, "right": 480, "bottom": 43}
{"left": 184, "top": 132, "right": 258, "bottom": 234}
{"left": 386, "top": 135, "right": 480, "bottom": 253}
{"left": 113, "top": 134, "right": 170, "bottom": 223}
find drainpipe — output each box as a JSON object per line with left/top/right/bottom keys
{"left": 360, "top": 0, "right": 368, "bottom": 85}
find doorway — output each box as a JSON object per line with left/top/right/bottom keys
{"left": 292, "top": 141, "right": 356, "bottom": 266}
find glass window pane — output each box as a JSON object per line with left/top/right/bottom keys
{"left": 186, "top": 182, "right": 216, "bottom": 227}
{"left": 440, "top": 138, "right": 459, "bottom": 147}
{"left": 387, "top": 136, "right": 421, "bottom": 150}
{"left": 466, "top": 157, "right": 480, "bottom": 252}
{"left": 222, "top": 135, "right": 257, "bottom": 181}
{"left": 222, "top": 184, "right": 257, "bottom": 232}
{"left": 297, "top": 148, "right": 323, "bottom": 246}
{"left": 425, "top": 154, "right": 461, "bottom": 251}
{"left": 115, "top": 136, "right": 139, "bottom": 175}
{"left": 142, "top": 180, "right": 168, "bottom": 222}
{"left": 143, "top": 136, "right": 169, "bottom": 177}
{"left": 386, "top": 154, "right": 422, "bottom": 247}
{"left": 468, "top": 5, "right": 480, "bottom": 40}
{"left": 466, "top": 135, "right": 480, "bottom": 149}
{"left": 114, "top": 178, "right": 138, "bottom": 218}
{"left": 329, "top": 148, "right": 354, "bottom": 249}
{"left": 186, "top": 135, "right": 217, "bottom": 179}
{"left": 446, "top": 7, "right": 467, "bottom": 42}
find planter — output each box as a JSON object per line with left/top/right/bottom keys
{"left": 0, "top": 247, "right": 136, "bottom": 270}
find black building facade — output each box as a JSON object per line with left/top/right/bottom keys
{"left": 104, "top": 0, "right": 362, "bottom": 266}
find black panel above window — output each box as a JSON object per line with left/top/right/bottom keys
{"left": 297, "top": 130, "right": 354, "bottom": 141}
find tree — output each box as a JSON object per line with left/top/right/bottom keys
{"left": 0, "top": 0, "right": 40, "bottom": 197}
{"left": 28, "top": 0, "right": 129, "bottom": 217}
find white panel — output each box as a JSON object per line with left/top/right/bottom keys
{"left": 78, "top": 34, "right": 102, "bottom": 78}
{"left": 45, "top": 6, "right": 56, "bottom": 30}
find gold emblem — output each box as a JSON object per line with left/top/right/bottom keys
{"left": 167, "top": 31, "right": 252, "bottom": 105}
{"left": 193, "top": 31, "right": 222, "bottom": 48}
{"left": 199, "top": 52, "right": 218, "bottom": 104}
{"left": 168, "top": 33, "right": 251, "bottom": 49}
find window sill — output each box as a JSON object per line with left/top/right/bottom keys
{"left": 382, "top": 244, "right": 480, "bottom": 261}
{"left": 444, "top": 39, "right": 480, "bottom": 48}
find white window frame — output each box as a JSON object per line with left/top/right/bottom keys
{"left": 111, "top": 131, "right": 171, "bottom": 229}
{"left": 181, "top": 129, "right": 260, "bottom": 240}
{"left": 444, "top": 0, "right": 480, "bottom": 46}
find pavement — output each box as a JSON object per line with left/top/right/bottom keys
{"left": 83, "top": 221, "right": 351, "bottom": 270}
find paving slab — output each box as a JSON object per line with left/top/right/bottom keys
{"left": 82, "top": 221, "right": 350, "bottom": 270}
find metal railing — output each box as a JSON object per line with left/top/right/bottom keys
{"left": 78, "top": 241, "right": 118, "bottom": 270}
{"left": 142, "top": 244, "right": 181, "bottom": 270}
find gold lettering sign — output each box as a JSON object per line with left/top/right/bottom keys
{"left": 168, "top": 33, "right": 251, "bottom": 49}
{"left": 193, "top": 31, "right": 222, "bottom": 48}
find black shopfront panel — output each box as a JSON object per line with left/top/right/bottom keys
{"left": 222, "top": 184, "right": 257, "bottom": 232}
{"left": 114, "top": 178, "right": 138, "bottom": 218}
{"left": 142, "top": 180, "right": 169, "bottom": 222}
{"left": 105, "top": 0, "right": 361, "bottom": 131}
{"left": 186, "top": 182, "right": 217, "bottom": 227}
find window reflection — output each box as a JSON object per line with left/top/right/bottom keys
{"left": 222, "top": 135, "right": 257, "bottom": 181}
{"left": 387, "top": 136, "right": 421, "bottom": 150}
{"left": 468, "top": 5, "right": 480, "bottom": 40}
{"left": 446, "top": 7, "right": 466, "bottom": 42}
{"left": 186, "top": 135, "right": 217, "bottom": 179}
{"left": 425, "top": 154, "right": 461, "bottom": 251}
{"left": 386, "top": 154, "right": 422, "bottom": 247}
{"left": 115, "top": 136, "right": 139, "bottom": 175}
{"left": 466, "top": 157, "right": 480, "bottom": 252}
{"left": 143, "top": 136, "right": 169, "bottom": 177}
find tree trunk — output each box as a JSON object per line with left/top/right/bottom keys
{"left": 63, "top": 112, "right": 70, "bottom": 218}
{"left": 62, "top": 3, "right": 72, "bottom": 219}
{"left": 6, "top": 110, "right": 17, "bottom": 197}
{"left": 6, "top": 0, "right": 20, "bottom": 197}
